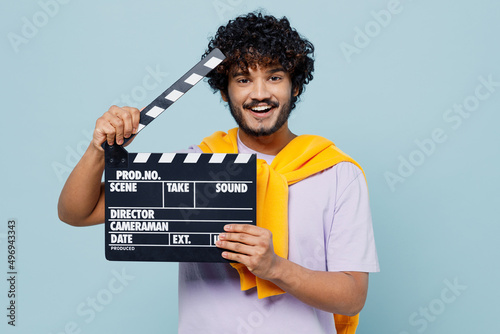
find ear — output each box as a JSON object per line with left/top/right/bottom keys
{"left": 292, "top": 86, "right": 299, "bottom": 97}
{"left": 220, "top": 90, "right": 229, "bottom": 102}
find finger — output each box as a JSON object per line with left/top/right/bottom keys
{"left": 224, "top": 224, "right": 266, "bottom": 236}
{"left": 117, "top": 108, "right": 133, "bottom": 139}
{"left": 218, "top": 231, "right": 259, "bottom": 246}
{"left": 93, "top": 117, "right": 116, "bottom": 149}
{"left": 93, "top": 121, "right": 106, "bottom": 150}
{"left": 216, "top": 239, "right": 254, "bottom": 255}
{"left": 221, "top": 250, "right": 249, "bottom": 263}
{"left": 121, "top": 106, "right": 140, "bottom": 137}
{"left": 107, "top": 106, "right": 127, "bottom": 145}
{"left": 107, "top": 116, "right": 125, "bottom": 145}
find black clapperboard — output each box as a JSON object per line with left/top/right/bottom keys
{"left": 104, "top": 49, "right": 256, "bottom": 262}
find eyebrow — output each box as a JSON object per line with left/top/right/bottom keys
{"left": 267, "top": 67, "right": 286, "bottom": 75}
{"left": 231, "top": 67, "right": 287, "bottom": 78}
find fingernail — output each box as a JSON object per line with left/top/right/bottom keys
{"left": 219, "top": 233, "right": 226, "bottom": 240}
{"left": 224, "top": 225, "right": 232, "bottom": 231}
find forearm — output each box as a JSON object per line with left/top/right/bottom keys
{"left": 217, "top": 224, "right": 369, "bottom": 314}
{"left": 58, "top": 143, "right": 105, "bottom": 226}
{"left": 269, "top": 257, "right": 368, "bottom": 315}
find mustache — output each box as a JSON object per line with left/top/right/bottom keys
{"left": 243, "top": 99, "right": 279, "bottom": 109}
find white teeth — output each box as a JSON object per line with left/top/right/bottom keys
{"left": 251, "top": 106, "right": 272, "bottom": 112}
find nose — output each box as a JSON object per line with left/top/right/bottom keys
{"left": 249, "top": 79, "right": 272, "bottom": 101}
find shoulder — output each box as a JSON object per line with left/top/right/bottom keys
{"left": 289, "top": 161, "right": 365, "bottom": 202}
{"left": 321, "top": 161, "right": 365, "bottom": 191}
{"left": 331, "top": 161, "right": 364, "bottom": 180}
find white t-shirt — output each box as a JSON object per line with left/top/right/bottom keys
{"left": 178, "top": 135, "right": 379, "bottom": 334}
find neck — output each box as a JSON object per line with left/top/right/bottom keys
{"left": 238, "top": 123, "right": 297, "bottom": 155}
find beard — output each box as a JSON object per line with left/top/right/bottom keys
{"left": 227, "top": 97, "right": 293, "bottom": 137}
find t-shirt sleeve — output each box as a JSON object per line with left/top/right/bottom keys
{"left": 326, "top": 162, "right": 380, "bottom": 272}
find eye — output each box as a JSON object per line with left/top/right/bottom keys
{"left": 269, "top": 76, "right": 282, "bottom": 82}
{"left": 237, "top": 78, "right": 250, "bottom": 84}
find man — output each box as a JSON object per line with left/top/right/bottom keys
{"left": 58, "top": 12, "right": 379, "bottom": 334}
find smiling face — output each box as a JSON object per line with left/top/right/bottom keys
{"left": 222, "top": 64, "right": 298, "bottom": 137}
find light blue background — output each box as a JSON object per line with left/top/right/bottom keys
{"left": 1, "top": 1, "right": 499, "bottom": 333}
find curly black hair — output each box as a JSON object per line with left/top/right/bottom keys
{"left": 203, "top": 12, "right": 314, "bottom": 110}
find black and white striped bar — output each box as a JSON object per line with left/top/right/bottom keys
{"left": 131, "top": 152, "right": 253, "bottom": 164}
{"left": 105, "top": 153, "right": 256, "bottom": 262}
{"left": 135, "top": 48, "right": 225, "bottom": 136}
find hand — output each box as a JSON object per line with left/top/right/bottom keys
{"left": 216, "top": 224, "right": 280, "bottom": 280}
{"left": 92, "top": 105, "right": 141, "bottom": 150}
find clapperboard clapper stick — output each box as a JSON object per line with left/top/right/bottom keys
{"left": 103, "top": 48, "right": 225, "bottom": 167}
{"left": 104, "top": 48, "right": 257, "bottom": 262}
